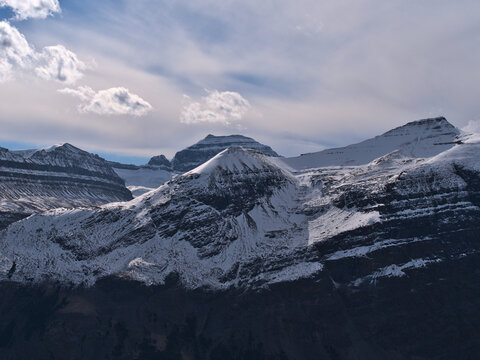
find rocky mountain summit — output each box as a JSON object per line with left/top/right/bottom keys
{"left": 0, "top": 143, "right": 132, "bottom": 230}
{"left": 112, "top": 134, "right": 281, "bottom": 197}
{"left": 147, "top": 154, "right": 171, "bottom": 169}
{"left": 171, "top": 134, "right": 279, "bottom": 172}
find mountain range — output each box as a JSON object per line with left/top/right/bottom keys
{"left": 1, "top": 117, "right": 480, "bottom": 359}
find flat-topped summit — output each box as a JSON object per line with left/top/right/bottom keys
{"left": 382, "top": 116, "right": 457, "bottom": 137}
{"left": 171, "top": 134, "right": 279, "bottom": 172}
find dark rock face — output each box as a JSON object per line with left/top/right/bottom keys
{"left": 0, "top": 212, "right": 29, "bottom": 231}
{"left": 0, "top": 143, "right": 132, "bottom": 229}
{"left": 1, "top": 253, "right": 480, "bottom": 360}
{"left": 172, "top": 134, "right": 279, "bottom": 172}
{"left": 148, "top": 155, "right": 172, "bottom": 169}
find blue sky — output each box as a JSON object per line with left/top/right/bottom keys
{"left": 1, "top": 0, "right": 480, "bottom": 164}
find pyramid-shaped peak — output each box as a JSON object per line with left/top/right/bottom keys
{"left": 46, "top": 143, "right": 83, "bottom": 153}
{"left": 32, "top": 143, "right": 94, "bottom": 158}
{"left": 172, "top": 134, "right": 279, "bottom": 173}
{"left": 186, "top": 147, "right": 282, "bottom": 176}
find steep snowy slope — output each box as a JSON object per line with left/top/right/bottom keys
{"left": 1, "top": 127, "right": 479, "bottom": 290}
{"left": 0, "top": 147, "right": 308, "bottom": 287}
{"left": 282, "top": 117, "right": 461, "bottom": 170}
{"left": 172, "top": 134, "right": 279, "bottom": 172}
{"left": 0, "top": 143, "right": 132, "bottom": 229}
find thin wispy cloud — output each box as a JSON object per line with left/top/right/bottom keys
{"left": 180, "top": 90, "right": 250, "bottom": 125}
{"left": 0, "top": 0, "right": 60, "bottom": 20}
{"left": 59, "top": 86, "right": 153, "bottom": 116}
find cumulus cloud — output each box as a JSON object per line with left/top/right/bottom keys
{"left": 0, "top": 21, "right": 87, "bottom": 83}
{"left": 0, "top": 20, "right": 35, "bottom": 80}
{"left": 180, "top": 90, "right": 251, "bottom": 125}
{"left": 0, "top": 0, "right": 60, "bottom": 20}
{"left": 35, "top": 45, "right": 86, "bottom": 84}
{"left": 59, "top": 86, "right": 153, "bottom": 116}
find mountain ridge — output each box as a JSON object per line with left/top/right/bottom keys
{"left": 1, "top": 117, "right": 479, "bottom": 291}
{"left": 0, "top": 143, "right": 132, "bottom": 229}
{"left": 282, "top": 116, "right": 461, "bottom": 170}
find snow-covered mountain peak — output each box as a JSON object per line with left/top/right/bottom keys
{"left": 166, "top": 146, "right": 297, "bottom": 215}
{"left": 172, "top": 134, "right": 279, "bottom": 172}
{"left": 381, "top": 116, "right": 458, "bottom": 138}
{"left": 186, "top": 147, "right": 285, "bottom": 176}
{"left": 45, "top": 142, "right": 83, "bottom": 153}
{"left": 283, "top": 117, "right": 461, "bottom": 170}
{"left": 11, "top": 142, "right": 84, "bottom": 158}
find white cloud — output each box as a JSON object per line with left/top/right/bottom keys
{"left": 0, "top": 20, "right": 35, "bottom": 80}
{"left": 0, "top": 21, "right": 87, "bottom": 83}
{"left": 35, "top": 45, "right": 86, "bottom": 84}
{"left": 0, "top": 0, "right": 60, "bottom": 20}
{"left": 180, "top": 90, "right": 251, "bottom": 125}
{"left": 59, "top": 86, "right": 153, "bottom": 116}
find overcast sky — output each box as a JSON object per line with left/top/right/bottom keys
{"left": 1, "top": 0, "right": 480, "bottom": 163}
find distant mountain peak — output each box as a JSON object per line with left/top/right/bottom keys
{"left": 283, "top": 117, "right": 461, "bottom": 170}
{"left": 408, "top": 116, "right": 447, "bottom": 125}
{"left": 383, "top": 116, "right": 457, "bottom": 137}
{"left": 147, "top": 154, "right": 171, "bottom": 168}
{"left": 11, "top": 142, "right": 86, "bottom": 159}
{"left": 171, "top": 134, "right": 279, "bottom": 172}
{"left": 201, "top": 134, "right": 255, "bottom": 141}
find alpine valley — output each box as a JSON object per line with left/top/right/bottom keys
{"left": 1, "top": 117, "right": 480, "bottom": 359}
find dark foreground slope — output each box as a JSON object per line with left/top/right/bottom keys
{"left": 1, "top": 252, "right": 480, "bottom": 360}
